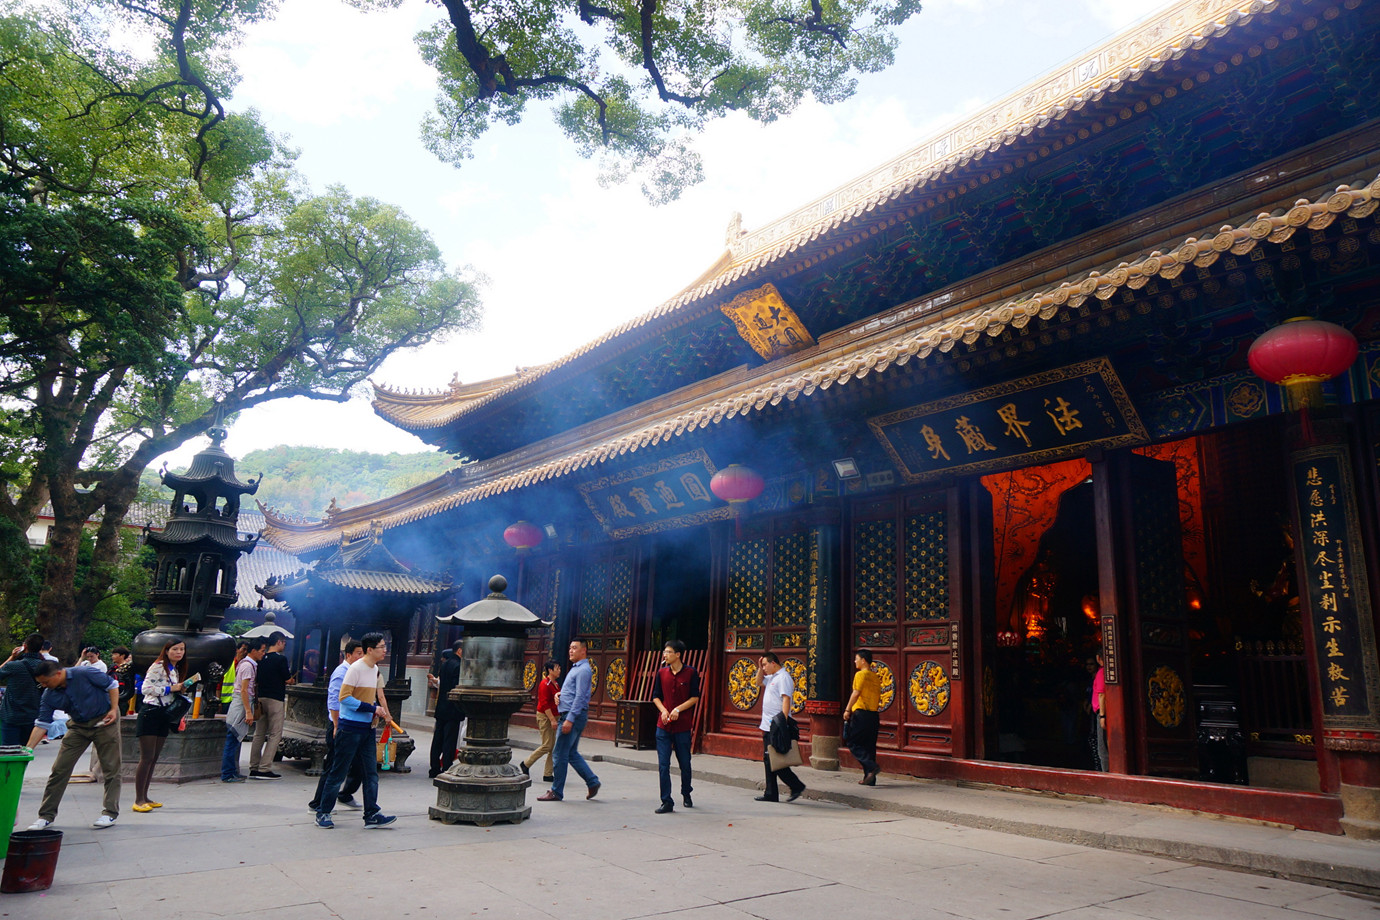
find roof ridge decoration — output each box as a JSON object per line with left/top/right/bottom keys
{"left": 261, "top": 174, "right": 1380, "bottom": 556}
{"left": 364, "top": 0, "right": 1287, "bottom": 432}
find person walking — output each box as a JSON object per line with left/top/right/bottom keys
{"left": 222, "top": 637, "right": 266, "bottom": 782}
{"left": 0, "top": 634, "right": 47, "bottom": 746}
{"left": 221, "top": 640, "right": 250, "bottom": 712}
{"left": 249, "top": 631, "right": 290, "bottom": 779}
{"left": 520, "top": 660, "right": 560, "bottom": 782}
{"left": 132, "top": 641, "right": 187, "bottom": 812}
{"left": 537, "top": 638, "right": 600, "bottom": 802}
{"left": 755, "top": 653, "right": 805, "bottom": 803}
{"left": 25, "top": 661, "right": 122, "bottom": 830}
{"left": 427, "top": 640, "right": 465, "bottom": 778}
{"left": 314, "top": 632, "right": 396, "bottom": 829}
{"left": 111, "top": 646, "right": 136, "bottom": 714}
{"left": 843, "top": 649, "right": 881, "bottom": 785}
{"left": 308, "top": 640, "right": 365, "bottom": 812}
{"left": 651, "top": 639, "right": 700, "bottom": 814}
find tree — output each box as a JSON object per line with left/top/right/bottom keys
{"left": 407, "top": 0, "right": 923, "bottom": 202}
{"left": 0, "top": 1, "right": 483, "bottom": 656}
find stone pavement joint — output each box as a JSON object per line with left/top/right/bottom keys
{"left": 500, "top": 725, "right": 1380, "bottom": 897}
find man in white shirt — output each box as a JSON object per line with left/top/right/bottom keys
{"left": 755, "top": 653, "right": 805, "bottom": 803}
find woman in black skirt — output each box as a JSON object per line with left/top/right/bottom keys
{"left": 133, "top": 640, "right": 187, "bottom": 812}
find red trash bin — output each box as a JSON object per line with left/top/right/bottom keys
{"left": 1, "top": 829, "right": 62, "bottom": 893}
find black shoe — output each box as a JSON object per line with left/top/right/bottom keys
{"left": 786, "top": 787, "right": 805, "bottom": 802}
{"left": 655, "top": 801, "right": 674, "bottom": 814}
{"left": 542, "top": 775, "right": 554, "bottom": 782}
{"left": 520, "top": 762, "right": 529, "bottom": 776}
{"left": 683, "top": 794, "right": 693, "bottom": 808}
{"left": 754, "top": 794, "right": 779, "bottom": 802}
{"left": 428, "top": 770, "right": 439, "bottom": 779}
{"left": 250, "top": 770, "right": 281, "bottom": 780}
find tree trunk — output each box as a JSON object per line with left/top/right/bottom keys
{"left": 36, "top": 514, "right": 85, "bottom": 662}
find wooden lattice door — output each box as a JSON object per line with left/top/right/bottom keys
{"left": 574, "top": 553, "right": 638, "bottom": 723}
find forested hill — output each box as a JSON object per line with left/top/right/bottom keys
{"left": 143, "top": 446, "right": 457, "bottom": 520}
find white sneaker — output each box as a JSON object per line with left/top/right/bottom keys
{"left": 26, "top": 818, "right": 51, "bottom": 831}
{"left": 91, "top": 815, "right": 116, "bottom": 828}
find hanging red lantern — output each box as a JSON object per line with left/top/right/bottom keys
{"left": 503, "top": 520, "right": 544, "bottom": 553}
{"left": 1248, "top": 317, "right": 1358, "bottom": 410}
{"left": 710, "top": 464, "right": 765, "bottom": 506}
{"left": 710, "top": 464, "right": 765, "bottom": 538}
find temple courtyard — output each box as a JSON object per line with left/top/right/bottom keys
{"left": 6, "top": 725, "right": 1377, "bottom": 920}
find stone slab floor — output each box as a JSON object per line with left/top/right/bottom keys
{"left": 3, "top": 739, "right": 1377, "bottom": 920}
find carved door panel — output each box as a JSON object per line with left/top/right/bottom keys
{"left": 1108, "top": 452, "right": 1198, "bottom": 777}
{"left": 575, "top": 553, "right": 638, "bottom": 723}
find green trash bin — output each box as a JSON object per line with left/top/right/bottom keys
{"left": 0, "top": 749, "right": 35, "bottom": 860}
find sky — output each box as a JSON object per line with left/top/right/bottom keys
{"left": 192, "top": 0, "right": 1173, "bottom": 470}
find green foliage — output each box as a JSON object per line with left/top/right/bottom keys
{"left": 223, "top": 618, "right": 253, "bottom": 636}
{"left": 413, "top": 0, "right": 923, "bottom": 202}
{"left": 148, "top": 446, "right": 456, "bottom": 517}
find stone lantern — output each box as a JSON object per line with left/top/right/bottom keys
{"left": 429, "top": 574, "right": 546, "bottom": 826}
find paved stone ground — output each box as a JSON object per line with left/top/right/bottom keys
{"left": 3, "top": 726, "right": 1378, "bottom": 920}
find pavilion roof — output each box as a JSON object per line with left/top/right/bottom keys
{"left": 264, "top": 172, "right": 1380, "bottom": 555}
{"left": 370, "top": 0, "right": 1285, "bottom": 439}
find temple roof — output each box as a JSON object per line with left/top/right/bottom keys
{"left": 146, "top": 518, "right": 259, "bottom": 552}
{"left": 263, "top": 172, "right": 1380, "bottom": 556}
{"left": 160, "top": 425, "right": 262, "bottom": 496}
{"left": 258, "top": 518, "right": 454, "bottom": 597}
{"left": 367, "top": 0, "right": 1290, "bottom": 453}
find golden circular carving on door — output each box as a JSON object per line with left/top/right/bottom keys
{"left": 783, "top": 657, "right": 808, "bottom": 714}
{"left": 606, "top": 657, "right": 627, "bottom": 702}
{"left": 872, "top": 661, "right": 896, "bottom": 713}
{"left": 727, "top": 658, "right": 760, "bottom": 710}
{"left": 1148, "top": 664, "right": 1186, "bottom": 728}
{"left": 909, "top": 660, "right": 950, "bottom": 717}
{"left": 522, "top": 660, "right": 538, "bottom": 692}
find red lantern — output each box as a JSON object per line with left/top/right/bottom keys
{"left": 503, "top": 521, "right": 544, "bottom": 552}
{"left": 1248, "top": 317, "right": 1358, "bottom": 410}
{"left": 710, "top": 464, "right": 765, "bottom": 506}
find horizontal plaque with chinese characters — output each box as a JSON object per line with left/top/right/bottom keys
{"left": 1292, "top": 446, "right": 1380, "bottom": 733}
{"left": 868, "top": 358, "right": 1148, "bottom": 483}
{"left": 578, "top": 448, "right": 733, "bottom": 539}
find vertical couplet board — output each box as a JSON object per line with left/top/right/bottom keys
{"left": 1109, "top": 451, "right": 1198, "bottom": 777}
{"left": 848, "top": 489, "right": 957, "bottom": 756}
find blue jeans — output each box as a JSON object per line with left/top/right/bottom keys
{"left": 221, "top": 724, "right": 244, "bottom": 780}
{"left": 550, "top": 711, "right": 598, "bottom": 799}
{"left": 317, "top": 724, "right": 379, "bottom": 818}
{"left": 656, "top": 727, "right": 692, "bottom": 805}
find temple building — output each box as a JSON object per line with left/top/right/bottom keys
{"left": 262, "top": 0, "right": 1380, "bottom": 836}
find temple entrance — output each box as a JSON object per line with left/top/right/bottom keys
{"left": 647, "top": 531, "right": 712, "bottom": 652}
{"left": 982, "top": 459, "right": 1101, "bottom": 769}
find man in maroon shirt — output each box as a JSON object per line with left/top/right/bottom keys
{"left": 651, "top": 639, "right": 700, "bottom": 814}
{"left": 521, "top": 660, "right": 561, "bottom": 782}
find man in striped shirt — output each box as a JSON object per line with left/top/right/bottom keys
{"left": 313, "top": 632, "right": 396, "bottom": 829}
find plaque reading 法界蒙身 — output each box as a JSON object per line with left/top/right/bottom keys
{"left": 868, "top": 358, "right": 1148, "bottom": 483}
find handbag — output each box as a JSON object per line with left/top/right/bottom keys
{"left": 165, "top": 693, "right": 192, "bottom": 730}
{"left": 768, "top": 739, "right": 803, "bottom": 771}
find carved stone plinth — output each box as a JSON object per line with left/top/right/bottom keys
{"left": 95, "top": 716, "right": 227, "bottom": 784}
{"left": 429, "top": 688, "right": 531, "bottom": 826}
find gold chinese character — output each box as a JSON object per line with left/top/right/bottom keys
{"left": 608, "top": 494, "right": 635, "bottom": 519}
{"left": 1306, "top": 467, "right": 1323, "bottom": 487}
{"left": 1330, "top": 685, "right": 1350, "bottom": 708}
{"left": 996, "top": 403, "right": 1032, "bottom": 447}
{"left": 1319, "top": 570, "right": 1335, "bottom": 590}
{"left": 1327, "top": 662, "right": 1351, "bottom": 682}
{"left": 1314, "top": 550, "right": 1335, "bottom": 567}
{"left": 921, "top": 425, "right": 950, "bottom": 461}
{"left": 1310, "top": 511, "right": 1327, "bottom": 528}
{"left": 1044, "top": 397, "right": 1083, "bottom": 436}
{"left": 1325, "top": 637, "right": 1343, "bottom": 657}
{"left": 954, "top": 416, "right": 997, "bottom": 454}
{"left": 1320, "top": 593, "right": 1338, "bottom": 612}
{"left": 1321, "top": 615, "right": 1343, "bottom": 632}
{"left": 1309, "top": 489, "right": 1324, "bottom": 508}
{"left": 1311, "top": 530, "right": 1329, "bottom": 547}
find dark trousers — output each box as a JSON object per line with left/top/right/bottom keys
{"left": 310, "top": 721, "right": 362, "bottom": 808}
{"left": 656, "top": 727, "right": 692, "bottom": 804}
{"left": 845, "top": 709, "right": 880, "bottom": 775}
{"left": 1, "top": 722, "right": 31, "bottom": 746}
{"left": 761, "top": 731, "right": 804, "bottom": 800}
{"left": 316, "top": 723, "right": 378, "bottom": 818}
{"left": 430, "top": 715, "right": 463, "bottom": 776}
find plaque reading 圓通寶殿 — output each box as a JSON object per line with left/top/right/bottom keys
{"left": 868, "top": 358, "right": 1148, "bottom": 483}
{"left": 578, "top": 448, "right": 733, "bottom": 539}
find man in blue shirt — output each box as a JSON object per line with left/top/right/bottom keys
{"left": 308, "top": 640, "right": 365, "bottom": 812}
{"left": 24, "top": 661, "right": 122, "bottom": 830}
{"left": 537, "top": 638, "right": 601, "bottom": 802}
